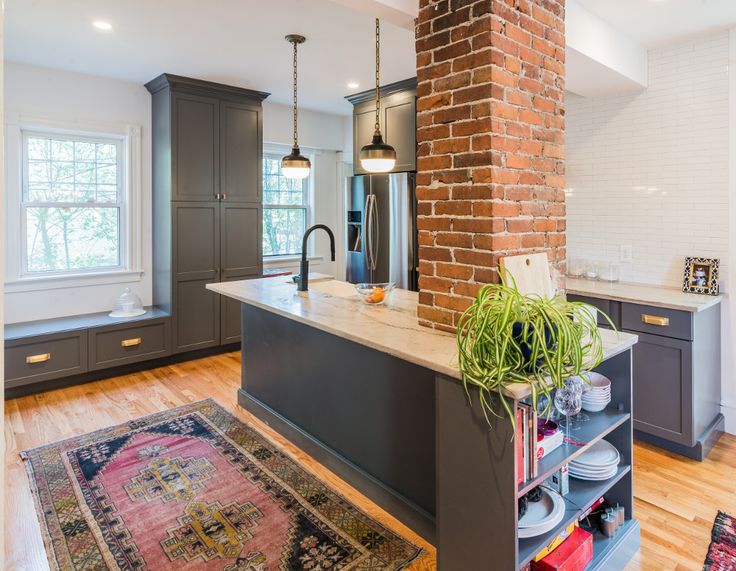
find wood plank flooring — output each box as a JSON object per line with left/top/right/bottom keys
{"left": 5, "top": 352, "right": 735, "bottom": 570}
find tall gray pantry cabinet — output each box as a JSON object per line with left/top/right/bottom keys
{"left": 145, "top": 74, "right": 269, "bottom": 353}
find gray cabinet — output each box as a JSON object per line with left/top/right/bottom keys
{"left": 146, "top": 74, "right": 269, "bottom": 352}
{"left": 566, "top": 292, "right": 722, "bottom": 460}
{"left": 89, "top": 319, "right": 170, "bottom": 370}
{"left": 631, "top": 332, "right": 693, "bottom": 446}
{"left": 347, "top": 78, "right": 416, "bottom": 175}
{"left": 173, "top": 93, "right": 219, "bottom": 201}
{"left": 5, "top": 331, "right": 88, "bottom": 388}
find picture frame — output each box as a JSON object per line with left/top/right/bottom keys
{"left": 682, "top": 257, "right": 719, "bottom": 295}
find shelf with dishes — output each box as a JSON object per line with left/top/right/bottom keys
{"left": 514, "top": 365, "right": 635, "bottom": 570}
{"left": 518, "top": 461, "right": 632, "bottom": 568}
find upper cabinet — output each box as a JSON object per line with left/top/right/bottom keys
{"left": 146, "top": 74, "right": 268, "bottom": 204}
{"left": 173, "top": 93, "right": 219, "bottom": 201}
{"left": 347, "top": 78, "right": 417, "bottom": 175}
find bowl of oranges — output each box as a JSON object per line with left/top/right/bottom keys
{"left": 355, "top": 282, "right": 395, "bottom": 305}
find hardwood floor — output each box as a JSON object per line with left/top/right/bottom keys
{"left": 4, "top": 352, "right": 735, "bottom": 570}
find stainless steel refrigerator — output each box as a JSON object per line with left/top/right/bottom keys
{"left": 345, "top": 173, "right": 417, "bottom": 290}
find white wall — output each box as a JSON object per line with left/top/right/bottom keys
{"left": 566, "top": 31, "right": 734, "bottom": 433}
{"left": 4, "top": 62, "right": 350, "bottom": 323}
{"left": 4, "top": 62, "right": 153, "bottom": 323}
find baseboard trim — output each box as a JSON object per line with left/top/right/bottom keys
{"left": 634, "top": 413, "right": 725, "bottom": 461}
{"left": 722, "top": 401, "right": 736, "bottom": 435}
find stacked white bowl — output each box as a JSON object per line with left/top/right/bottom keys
{"left": 581, "top": 372, "right": 612, "bottom": 412}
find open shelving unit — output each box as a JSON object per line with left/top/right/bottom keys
{"left": 436, "top": 345, "right": 640, "bottom": 570}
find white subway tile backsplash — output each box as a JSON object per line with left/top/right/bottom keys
{"left": 566, "top": 32, "right": 730, "bottom": 290}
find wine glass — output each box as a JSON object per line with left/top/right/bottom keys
{"left": 566, "top": 376, "right": 590, "bottom": 425}
{"left": 554, "top": 380, "right": 582, "bottom": 443}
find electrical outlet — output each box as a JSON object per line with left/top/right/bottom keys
{"left": 620, "top": 244, "right": 633, "bottom": 263}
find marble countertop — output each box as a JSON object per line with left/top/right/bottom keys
{"left": 208, "top": 276, "right": 638, "bottom": 399}
{"left": 566, "top": 278, "right": 723, "bottom": 312}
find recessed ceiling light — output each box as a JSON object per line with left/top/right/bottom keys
{"left": 93, "top": 21, "right": 113, "bottom": 31}
{"left": 347, "top": 82, "right": 359, "bottom": 89}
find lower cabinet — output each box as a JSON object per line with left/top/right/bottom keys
{"left": 175, "top": 278, "right": 221, "bottom": 352}
{"left": 630, "top": 331, "right": 693, "bottom": 446}
{"left": 5, "top": 331, "right": 88, "bottom": 388}
{"left": 89, "top": 319, "right": 170, "bottom": 370}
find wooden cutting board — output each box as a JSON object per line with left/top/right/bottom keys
{"left": 499, "top": 253, "right": 555, "bottom": 298}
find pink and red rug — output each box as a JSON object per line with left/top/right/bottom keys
{"left": 23, "top": 399, "right": 424, "bottom": 570}
{"left": 705, "top": 511, "right": 736, "bottom": 570}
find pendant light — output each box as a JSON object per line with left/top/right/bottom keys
{"left": 359, "top": 18, "right": 396, "bottom": 173}
{"left": 281, "top": 34, "right": 311, "bottom": 179}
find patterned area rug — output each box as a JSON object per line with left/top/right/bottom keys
{"left": 705, "top": 512, "right": 736, "bottom": 570}
{"left": 23, "top": 399, "right": 424, "bottom": 570}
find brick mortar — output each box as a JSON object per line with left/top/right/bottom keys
{"left": 416, "top": 0, "right": 566, "bottom": 332}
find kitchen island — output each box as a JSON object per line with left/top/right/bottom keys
{"left": 208, "top": 277, "right": 640, "bottom": 569}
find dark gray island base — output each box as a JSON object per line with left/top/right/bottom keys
{"left": 207, "top": 277, "right": 640, "bottom": 569}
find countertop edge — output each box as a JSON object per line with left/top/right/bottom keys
{"left": 566, "top": 282, "right": 723, "bottom": 312}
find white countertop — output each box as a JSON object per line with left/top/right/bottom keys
{"left": 566, "top": 278, "right": 722, "bottom": 312}
{"left": 208, "top": 277, "right": 638, "bottom": 399}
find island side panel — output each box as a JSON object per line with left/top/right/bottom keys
{"left": 239, "top": 303, "right": 437, "bottom": 541}
{"left": 436, "top": 374, "right": 518, "bottom": 570}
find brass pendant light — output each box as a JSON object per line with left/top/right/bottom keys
{"left": 281, "top": 34, "right": 311, "bottom": 179}
{"left": 359, "top": 18, "right": 396, "bottom": 173}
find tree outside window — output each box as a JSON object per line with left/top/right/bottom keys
{"left": 22, "top": 132, "right": 123, "bottom": 274}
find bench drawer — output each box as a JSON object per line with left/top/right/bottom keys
{"left": 5, "top": 331, "right": 88, "bottom": 387}
{"left": 621, "top": 302, "right": 692, "bottom": 341}
{"left": 89, "top": 319, "right": 170, "bottom": 370}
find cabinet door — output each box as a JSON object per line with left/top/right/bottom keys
{"left": 173, "top": 93, "right": 219, "bottom": 201}
{"left": 629, "top": 330, "right": 693, "bottom": 446}
{"left": 383, "top": 91, "right": 416, "bottom": 172}
{"left": 173, "top": 203, "right": 220, "bottom": 352}
{"left": 220, "top": 203, "right": 261, "bottom": 344}
{"left": 220, "top": 102, "right": 261, "bottom": 203}
{"left": 353, "top": 104, "right": 377, "bottom": 175}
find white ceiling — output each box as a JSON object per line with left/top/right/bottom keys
{"left": 4, "top": 0, "right": 417, "bottom": 115}
{"left": 577, "top": 0, "right": 736, "bottom": 47}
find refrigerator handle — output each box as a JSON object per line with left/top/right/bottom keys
{"left": 371, "top": 194, "right": 379, "bottom": 271}
{"left": 364, "top": 194, "right": 373, "bottom": 270}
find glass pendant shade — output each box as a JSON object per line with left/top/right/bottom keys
{"left": 281, "top": 146, "right": 311, "bottom": 179}
{"left": 360, "top": 132, "right": 396, "bottom": 173}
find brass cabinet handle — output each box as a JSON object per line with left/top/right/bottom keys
{"left": 642, "top": 314, "right": 669, "bottom": 327}
{"left": 221, "top": 193, "right": 227, "bottom": 200}
{"left": 121, "top": 337, "right": 142, "bottom": 348}
{"left": 26, "top": 353, "right": 51, "bottom": 364}
{"left": 215, "top": 193, "right": 221, "bottom": 200}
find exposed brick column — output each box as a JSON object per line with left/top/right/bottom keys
{"left": 415, "top": 0, "right": 566, "bottom": 331}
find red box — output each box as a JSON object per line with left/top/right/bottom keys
{"left": 531, "top": 527, "right": 593, "bottom": 571}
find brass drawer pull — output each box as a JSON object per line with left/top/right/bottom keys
{"left": 642, "top": 314, "right": 669, "bottom": 327}
{"left": 26, "top": 353, "right": 51, "bottom": 364}
{"left": 121, "top": 337, "right": 142, "bottom": 348}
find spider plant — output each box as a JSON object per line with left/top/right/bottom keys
{"left": 456, "top": 275, "right": 614, "bottom": 427}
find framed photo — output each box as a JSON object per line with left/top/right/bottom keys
{"left": 682, "top": 257, "right": 719, "bottom": 295}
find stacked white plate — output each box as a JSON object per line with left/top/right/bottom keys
{"left": 569, "top": 439, "right": 620, "bottom": 481}
{"left": 518, "top": 488, "right": 566, "bottom": 538}
{"left": 581, "top": 372, "right": 612, "bottom": 412}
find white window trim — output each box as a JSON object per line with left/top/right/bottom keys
{"left": 262, "top": 142, "right": 316, "bottom": 258}
{"left": 5, "top": 115, "right": 143, "bottom": 293}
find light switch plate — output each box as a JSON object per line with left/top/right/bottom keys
{"left": 620, "top": 244, "right": 633, "bottom": 263}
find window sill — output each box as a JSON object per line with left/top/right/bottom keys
{"left": 5, "top": 269, "right": 144, "bottom": 293}
{"left": 263, "top": 255, "right": 323, "bottom": 266}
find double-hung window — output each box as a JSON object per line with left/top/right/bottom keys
{"left": 20, "top": 131, "right": 125, "bottom": 275}
{"left": 262, "top": 152, "right": 309, "bottom": 257}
